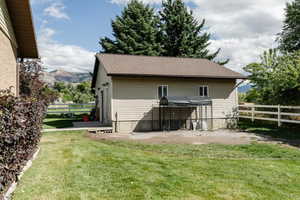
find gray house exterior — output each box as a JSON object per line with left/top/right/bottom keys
{"left": 92, "top": 54, "right": 246, "bottom": 133}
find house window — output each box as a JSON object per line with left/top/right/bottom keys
{"left": 199, "top": 86, "right": 209, "bottom": 97}
{"left": 158, "top": 85, "right": 168, "bottom": 99}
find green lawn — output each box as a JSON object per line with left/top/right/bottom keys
{"left": 13, "top": 131, "right": 300, "bottom": 200}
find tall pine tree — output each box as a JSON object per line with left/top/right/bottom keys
{"left": 159, "top": 0, "right": 227, "bottom": 63}
{"left": 100, "top": 0, "right": 162, "bottom": 56}
{"left": 278, "top": 0, "right": 300, "bottom": 52}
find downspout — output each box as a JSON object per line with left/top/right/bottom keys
{"left": 231, "top": 80, "right": 246, "bottom": 93}
{"left": 16, "top": 58, "right": 24, "bottom": 96}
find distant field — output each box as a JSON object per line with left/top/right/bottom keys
{"left": 47, "top": 104, "right": 94, "bottom": 115}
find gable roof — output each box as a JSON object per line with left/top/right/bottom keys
{"left": 5, "top": 0, "right": 38, "bottom": 58}
{"left": 93, "top": 54, "right": 246, "bottom": 85}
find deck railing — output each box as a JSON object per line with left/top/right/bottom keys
{"left": 238, "top": 104, "right": 300, "bottom": 127}
{"left": 47, "top": 103, "right": 95, "bottom": 114}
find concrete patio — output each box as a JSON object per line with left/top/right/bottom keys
{"left": 88, "top": 129, "right": 264, "bottom": 145}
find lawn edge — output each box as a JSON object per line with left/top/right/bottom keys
{"left": 4, "top": 147, "right": 40, "bottom": 200}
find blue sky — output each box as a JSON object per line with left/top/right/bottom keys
{"left": 30, "top": 0, "right": 287, "bottom": 73}
{"left": 32, "top": 0, "right": 122, "bottom": 52}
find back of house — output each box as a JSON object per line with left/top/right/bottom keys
{"left": 0, "top": 0, "right": 38, "bottom": 95}
{"left": 92, "top": 53, "right": 246, "bottom": 133}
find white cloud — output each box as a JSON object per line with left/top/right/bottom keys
{"left": 209, "top": 36, "right": 277, "bottom": 73}
{"left": 32, "top": 0, "right": 94, "bottom": 72}
{"left": 38, "top": 28, "right": 95, "bottom": 73}
{"left": 110, "top": 0, "right": 161, "bottom": 4}
{"left": 190, "top": 0, "right": 287, "bottom": 72}
{"left": 44, "top": 2, "right": 70, "bottom": 20}
{"left": 110, "top": 0, "right": 287, "bottom": 73}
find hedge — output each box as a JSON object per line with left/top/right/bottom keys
{"left": 0, "top": 92, "right": 47, "bottom": 196}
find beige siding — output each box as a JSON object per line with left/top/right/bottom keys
{"left": 95, "top": 61, "right": 113, "bottom": 124}
{"left": 112, "top": 77, "right": 237, "bottom": 132}
{"left": 112, "top": 77, "right": 237, "bottom": 119}
{"left": 0, "top": 28, "right": 18, "bottom": 94}
{"left": 0, "top": 0, "right": 17, "bottom": 47}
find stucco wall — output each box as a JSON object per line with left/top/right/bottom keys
{"left": 0, "top": 26, "right": 18, "bottom": 95}
{"left": 112, "top": 77, "right": 238, "bottom": 132}
{"left": 0, "top": 0, "right": 18, "bottom": 95}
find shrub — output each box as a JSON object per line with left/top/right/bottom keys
{"left": 0, "top": 60, "right": 58, "bottom": 196}
{"left": 19, "top": 60, "right": 58, "bottom": 103}
{"left": 0, "top": 90, "right": 47, "bottom": 194}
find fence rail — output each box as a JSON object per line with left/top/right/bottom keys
{"left": 238, "top": 104, "right": 300, "bottom": 126}
{"left": 47, "top": 103, "right": 95, "bottom": 114}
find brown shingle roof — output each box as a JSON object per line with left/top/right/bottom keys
{"left": 96, "top": 54, "right": 246, "bottom": 79}
{"left": 6, "top": 0, "right": 38, "bottom": 58}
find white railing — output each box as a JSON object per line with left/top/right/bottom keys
{"left": 47, "top": 103, "right": 95, "bottom": 114}
{"left": 238, "top": 104, "right": 300, "bottom": 127}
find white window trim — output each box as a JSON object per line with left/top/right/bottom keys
{"left": 157, "top": 85, "right": 168, "bottom": 99}
{"left": 199, "top": 85, "right": 209, "bottom": 97}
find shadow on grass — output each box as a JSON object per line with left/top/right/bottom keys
{"left": 43, "top": 120, "right": 77, "bottom": 129}
{"left": 43, "top": 114, "right": 83, "bottom": 129}
{"left": 238, "top": 119, "right": 300, "bottom": 147}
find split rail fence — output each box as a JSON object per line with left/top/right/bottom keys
{"left": 238, "top": 104, "right": 300, "bottom": 127}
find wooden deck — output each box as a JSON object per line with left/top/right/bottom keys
{"left": 72, "top": 121, "right": 113, "bottom": 134}
{"left": 88, "top": 127, "right": 113, "bottom": 134}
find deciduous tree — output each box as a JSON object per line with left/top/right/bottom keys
{"left": 244, "top": 49, "right": 300, "bottom": 105}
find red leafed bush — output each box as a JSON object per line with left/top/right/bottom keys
{"left": 0, "top": 91, "right": 47, "bottom": 194}
{"left": 0, "top": 60, "right": 58, "bottom": 196}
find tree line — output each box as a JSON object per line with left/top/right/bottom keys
{"left": 242, "top": 0, "right": 300, "bottom": 105}
{"left": 53, "top": 81, "right": 95, "bottom": 104}
{"left": 100, "top": 0, "right": 228, "bottom": 64}
{"left": 100, "top": 0, "right": 300, "bottom": 105}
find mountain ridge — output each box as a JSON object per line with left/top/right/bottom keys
{"left": 42, "top": 69, "right": 92, "bottom": 85}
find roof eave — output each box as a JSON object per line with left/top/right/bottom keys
{"left": 107, "top": 73, "right": 247, "bottom": 80}
{"left": 6, "top": 0, "right": 39, "bottom": 58}
{"left": 91, "top": 56, "right": 99, "bottom": 90}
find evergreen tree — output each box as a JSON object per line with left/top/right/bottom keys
{"left": 159, "top": 0, "right": 227, "bottom": 63}
{"left": 278, "top": 0, "right": 300, "bottom": 52}
{"left": 100, "top": 0, "right": 162, "bottom": 56}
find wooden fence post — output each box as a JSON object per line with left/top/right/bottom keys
{"left": 251, "top": 106, "right": 255, "bottom": 122}
{"left": 238, "top": 104, "right": 300, "bottom": 126}
{"left": 278, "top": 105, "right": 281, "bottom": 127}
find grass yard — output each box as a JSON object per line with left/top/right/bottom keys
{"left": 238, "top": 119, "right": 300, "bottom": 140}
{"left": 13, "top": 131, "right": 300, "bottom": 200}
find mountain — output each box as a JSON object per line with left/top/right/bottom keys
{"left": 42, "top": 70, "right": 92, "bottom": 85}
{"left": 238, "top": 84, "right": 252, "bottom": 93}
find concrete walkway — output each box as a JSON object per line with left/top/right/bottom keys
{"left": 42, "top": 126, "right": 114, "bottom": 133}
{"left": 42, "top": 127, "right": 97, "bottom": 132}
